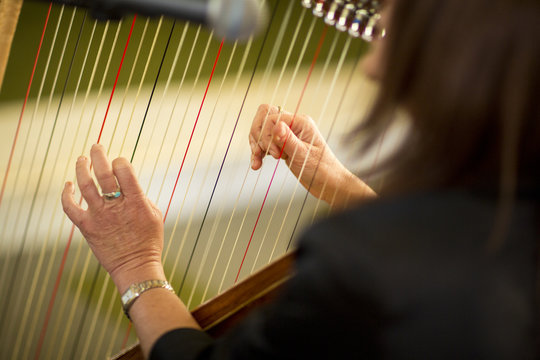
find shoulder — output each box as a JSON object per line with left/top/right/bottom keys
{"left": 299, "top": 190, "right": 537, "bottom": 270}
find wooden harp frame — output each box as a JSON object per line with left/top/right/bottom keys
{"left": 0, "top": 1, "right": 383, "bottom": 358}
{"left": 0, "top": 0, "right": 24, "bottom": 90}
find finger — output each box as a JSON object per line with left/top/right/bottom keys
{"left": 251, "top": 153, "right": 263, "bottom": 170}
{"left": 272, "top": 121, "right": 305, "bottom": 160}
{"left": 112, "top": 157, "right": 144, "bottom": 197}
{"left": 76, "top": 156, "right": 103, "bottom": 207}
{"left": 250, "top": 134, "right": 264, "bottom": 170}
{"left": 249, "top": 134, "right": 263, "bottom": 157}
{"left": 264, "top": 113, "right": 293, "bottom": 158}
{"left": 91, "top": 144, "right": 118, "bottom": 193}
{"left": 250, "top": 104, "right": 279, "bottom": 145}
{"left": 62, "top": 181, "right": 85, "bottom": 226}
{"left": 270, "top": 112, "right": 314, "bottom": 140}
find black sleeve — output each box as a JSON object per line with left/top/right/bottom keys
{"left": 150, "top": 214, "right": 383, "bottom": 360}
{"left": 150, "top": 192, "right": 540, "bottom": 360}
{"left": 151, "top": 328, "right": 214, "bottom": 360}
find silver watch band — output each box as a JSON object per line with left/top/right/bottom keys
{"left": 121, "top": 279, "right": 174, "bottom": 320}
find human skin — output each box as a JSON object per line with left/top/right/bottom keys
{"left": 248, "top": 104, "right": 376, "bottom": 209}
{"left": 61, "top": 5, "right": 388, "bottom": 356}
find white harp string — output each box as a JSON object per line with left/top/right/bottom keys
{"left": 250, "top": 31, "right": 346, "bottom": 272}
{"left": 13, "top": 19, "right": 99, "bottom": 360}
{"left": 1, "top": 7, "right": 78, "bottom": 355}
{"left": 0, "top": 1, "right": 382, "bottom": 357}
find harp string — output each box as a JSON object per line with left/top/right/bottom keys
{"left": 149, "top": 25, "right": 202, "bottom": 209}
{"left": 234, "top": 24, "right": 328, "bottom": 284}
{"left": 121, "top": 34, "right": 226, "bottom": 352}
{"left": 215, "top": 10, "right": 312, "bottom": 295}
{"left": 74, "top": 19, "right": 174, "bottom": 354}
{"left": 96, "top": 17, "right": 138, "bottom": 145}
{"left": 250, "top": 30, "right": 344, "bottom": 271}
{"left": 12, "top": 18, "right": 99, "bottom": 360}
{"left": 4, "top": 6, "right": 77, "bottom": 264}
{"left": 287, "top": 46, "right": 364, "bottom": 252}
{"left": 11, "top": 17, "right": 116, "bottom": 359}
{"left": 33, "top": 15, "right": 138, "bottom": 360}
{"left": 312, "top": 91, "right": 385, "bottom": 218}
{"left": 178, "top": 38, "right": 253, "bottom": 308}
{"left": 111, "top": 17, "right": 164, "bottom": 157}
{"left": 42, "top": 20, "right": 124, "bottom": 360}
{"left": 110, "top": 17, "right": 151, "bottom": 156}
{"left": 158, "top": 25, "right": 205, "bottom": 259}
{"left": 102, "top": 24, "right": 205, "bottom": 356}
{"left": 1, "top": 7, "right": 81, "bottom": 354}
{"left": 0, "top": 1, "right": 376, "bottom": 357}
{"left": 160, "top": 27, "right": 210, "bottom": 221}
{"left": 160, "top": 38, "right": 225, "bottom": 285}
{"left": 217, "top": 13, "right": 317, "bottom": 292}
{"left": 129, "top": 19, "right": 173, "bottom": 160}
{"left": 269, "top": 35, "right": 352, "bottom": 258}
{"left": 75, "top": 20, "right": 185, "bottom": 360}
{"left": 172, "top": 40, "right": 241, "bottom": 295}
{"left": 0, "top": 6, "right": 68, "bottom": 308}
{"left": 184, "top": 0, "right": 279, "bottom": 308}
{"left": 255, "top": 32, "right": 348, "bottom": 270}
{"left": 0, "top": 2, "right": 52, "bottom": 207}
{"left": 148, "top": 35, "right": 232, "bottom": 289}
{"left": 68, "top": 18, "right": 176, "bottom": 359}
{"left": 253, "top": 0, "right": 294, "bottom": 101}
{"left": 132, "top": 22, "right": 188, "bottom": 170}
{"left": 199, "top": 0, "right": 297, "bottom": 302}
{"left": 0, "top": 4, "right": 61, "bottom": 312}
{"left": 172, "top": 0, "right": 271, "bottom": 303}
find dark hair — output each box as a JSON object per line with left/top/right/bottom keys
{"left": 359, "top": 0, "right": 540, "bottom": 197}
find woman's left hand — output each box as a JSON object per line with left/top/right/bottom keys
{"left": 61, "top": 144, "right": 165, "bottom": 292}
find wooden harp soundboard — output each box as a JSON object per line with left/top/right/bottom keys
{"left": 0, "top": 0, "right": 382, "bottom": 358}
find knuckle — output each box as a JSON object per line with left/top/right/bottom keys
{"left": 91, "top": 143, "right": 104, "bottom": 153}
{"left": 258, "top": 103, "right": 270, "bottom": 112}
{"left": 112, "top": 157, "right": 129, "bottom": 168}
{"left": 80, "top": 180, "right": 95, "bottom": 193}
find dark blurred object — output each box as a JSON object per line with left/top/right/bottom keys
{"left": 33, "top": 0, "right": 267, "bottom": 40}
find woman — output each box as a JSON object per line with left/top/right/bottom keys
{"left": 62, "top": 0, "right": 540, "bottom": 358}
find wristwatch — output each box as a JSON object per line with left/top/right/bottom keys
{"left": 121, "top": 279, "right": 174, "bottom": 320}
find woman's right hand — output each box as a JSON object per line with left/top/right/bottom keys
{"left": 249, "top": 104, "right": 376, "bottom": 208}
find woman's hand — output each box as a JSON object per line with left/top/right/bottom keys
{"left": 61, "top": 144, "right": 165, "bottom": 293}
{"left": 249, "top": 104, "right": 376, "bottom": 208}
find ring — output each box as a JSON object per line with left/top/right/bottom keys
{"left": 102, "top": 188, "right": 122, "bottom": 200}
{"left": 277, "top": 105, "right": 283, "bottom": 114}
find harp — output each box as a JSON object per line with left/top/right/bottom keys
{"left": 0, "top": 0, "right": 384, "bottom": 358}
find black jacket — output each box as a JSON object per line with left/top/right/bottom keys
{"left": 151, "top": 190, "right": 539, "bottom": 359}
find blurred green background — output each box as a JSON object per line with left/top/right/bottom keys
{"left": 0, "top": 0, "right": 365, "bottom": 103}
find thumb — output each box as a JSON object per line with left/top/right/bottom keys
{"left": 272, "top": 121, "right": 305, "bottom": 160}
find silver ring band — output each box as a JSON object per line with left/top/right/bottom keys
{"left": 102, "top": 189, "right": 121, "bottom": 200}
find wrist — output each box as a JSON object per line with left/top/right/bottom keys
{"left": 111, "top": 261, "right": 167, "bottom": 294}
{"left": 329, "top": 170, "right": 376, "bottom": 209}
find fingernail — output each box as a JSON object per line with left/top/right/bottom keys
{"left": 78, "top": 156, "right": 86, "bottom": 162}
